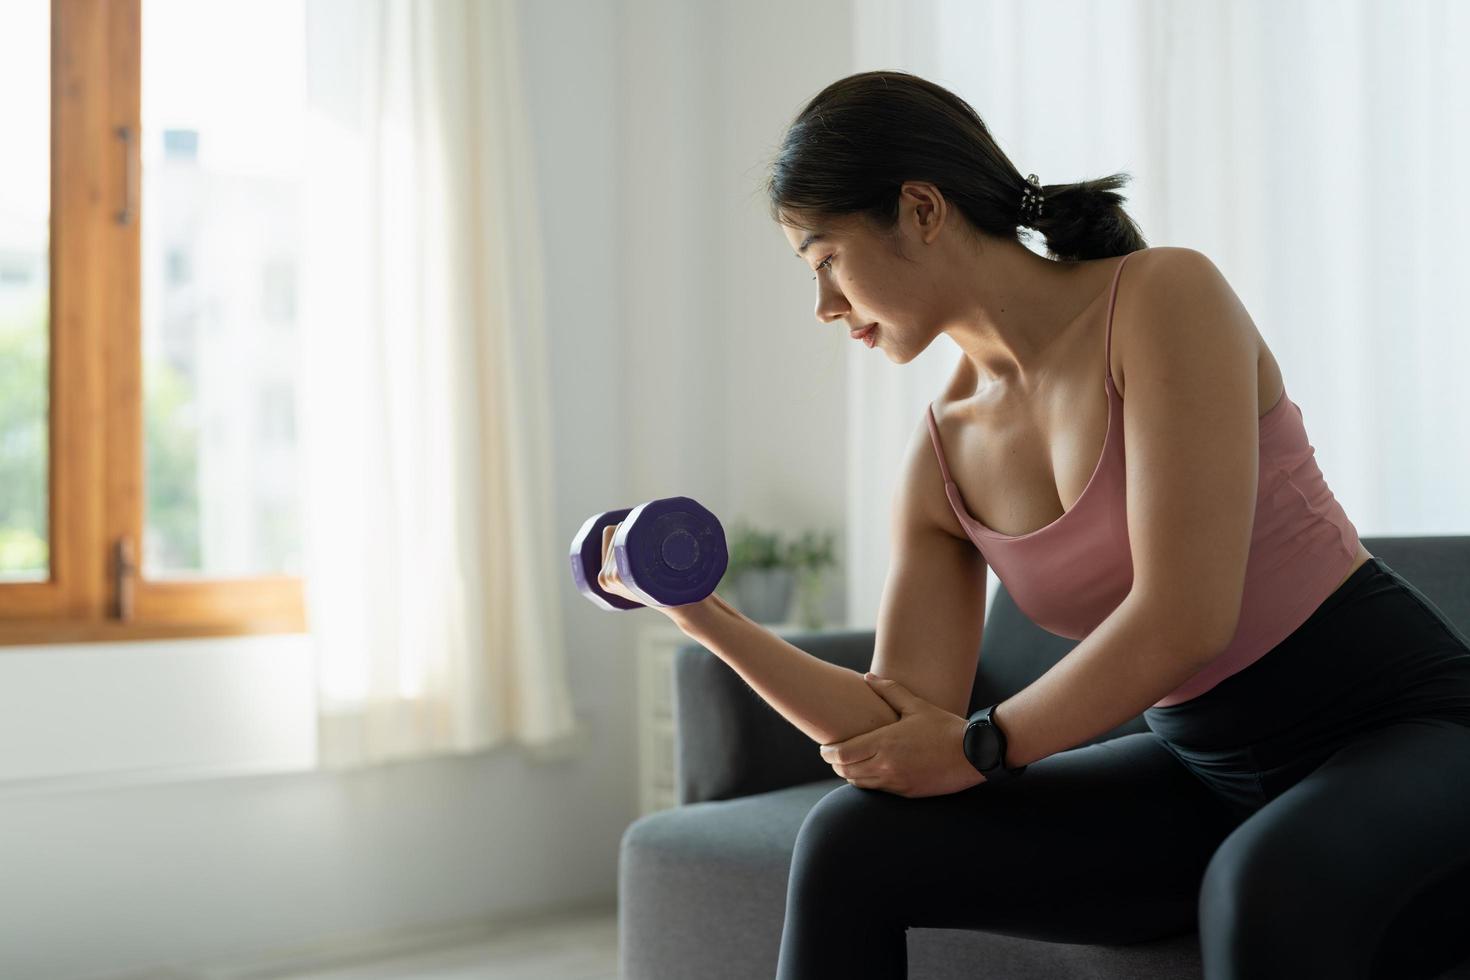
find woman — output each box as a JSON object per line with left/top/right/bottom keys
{"left": 762, "top": 70, "right": 1470, "bottom": 979}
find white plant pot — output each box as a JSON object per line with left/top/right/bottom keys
{"left": 729, "top": 567, "right": 796, "bottom": 624}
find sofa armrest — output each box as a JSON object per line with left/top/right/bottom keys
{"left": 672, "top": 628, "right": 876, "bottom": 805}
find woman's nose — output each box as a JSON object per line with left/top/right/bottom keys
{"left": 816, "top": 300, "right": 849, "bottom": 325}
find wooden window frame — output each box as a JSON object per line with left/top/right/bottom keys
{"left": 0, "top": 0, "right": 306, "bottom": 646}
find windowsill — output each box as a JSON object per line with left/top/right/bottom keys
{"left": 0, "top": 632, "right": 317, "bottom": 799}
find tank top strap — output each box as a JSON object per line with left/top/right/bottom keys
{"left": 924, "top": 402, "right": 957, "bottom": 485}
{"left": 1104, "top": 251, "right": 1135, "bottom": 385}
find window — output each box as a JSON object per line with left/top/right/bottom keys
{"left": 0, "top": 0, "right": 307, "bottom": 645}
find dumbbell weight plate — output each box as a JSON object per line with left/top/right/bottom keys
{"left": 569, "top": 507, "right": 643, "bottom": 611}
{"left": 612, "top": 496, "right": 728, "bottom": 608}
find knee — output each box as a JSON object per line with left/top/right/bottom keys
{"left": 1198, "top": 829, "right": 1316, "bottom": 969}
{"left": 786, "top": 784, "right": 902, "bottom": 897}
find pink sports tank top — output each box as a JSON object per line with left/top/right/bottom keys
{"left": 924, "top": 249, "right": 1362, "bottom": 707}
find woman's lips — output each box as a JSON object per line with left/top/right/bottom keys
{"left": 850, "top": 323, "right": 878, "bottom": 343}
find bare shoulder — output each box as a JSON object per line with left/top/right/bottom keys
{"left": 1123, "top": 245, "right": 1232, "bottom": 297}
{"left": 895, "top": 401, "right": 972, "bottom": 544}
{"left": 1110, "top": 246, "right": 1258, "bottom": 400}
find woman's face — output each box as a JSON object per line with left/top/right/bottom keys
{"left": 779, "top": 191, "right": 957, "bottom": 364}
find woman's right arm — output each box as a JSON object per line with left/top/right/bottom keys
{"left": 666, "top": 413, "right": 987, "bottom": 748}
{"left": 596, "top": 518, "right": 898, "bottom": 746}
{"left": 666, "top": 594, "right": 898, "bottom": 747}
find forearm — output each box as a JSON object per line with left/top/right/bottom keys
{"left": 664, "top": 593, "right": 898, "bottom": 746}
{"left": 994, "top": 591, "right": 1222, "bottom": 769}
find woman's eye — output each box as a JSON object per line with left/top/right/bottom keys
{"left": 811, "top": 255, "right": 835, "bottom": 280}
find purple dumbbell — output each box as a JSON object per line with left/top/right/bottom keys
{"left": 569, "top": 496, "right": 728, "bottom": 611}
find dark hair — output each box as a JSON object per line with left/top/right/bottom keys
{"left": 764, "top": 70, "right": 1147, "bottom": 263}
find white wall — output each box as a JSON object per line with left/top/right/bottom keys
{"left": 618, "top": 1, "right": 855, "bottom": 625}
{"left": 0, "top": 2, "right": 857, "bottom": 977}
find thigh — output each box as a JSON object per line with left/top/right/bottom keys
{"left": 1198, "top": 717, "right": 1470, "bottom": 980}
{"left": 786, "top": 729, "right": 1245, "bottom": 946}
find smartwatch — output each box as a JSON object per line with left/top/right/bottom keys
{"left": 962, "top": 703, "right": 1028, "bottom": 781}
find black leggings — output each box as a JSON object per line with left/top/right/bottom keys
{"left": 775, "top": 557, "right": 1470, "bottom": 979}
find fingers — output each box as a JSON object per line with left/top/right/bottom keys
{"left": 598, "top": 523, "right": 623, "bottom": 593}
{"left": 826, "top": 758, "right": 880, "bottom": 781}
{"left": 827, "top": 755, "right": 889, "bottom": 791}
{"left": 821, "top": 745, "right": 880, "bottom": 767}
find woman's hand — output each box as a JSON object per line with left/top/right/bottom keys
{"left": 818, "top": 673, "right": 986, "bottom": 798}
{"left": 599, "top": 523, "right": 718, "bottom": 625}
{"left": 597, "top": 523, "right": 648, "bottom": 607}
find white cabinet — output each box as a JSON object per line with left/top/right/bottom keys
{"left": 635, "top": 622, "right": 684, "bottom": 817}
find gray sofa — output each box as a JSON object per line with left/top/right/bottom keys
{"left": 619, "top": 535, "right": 1470, "bottom": 979}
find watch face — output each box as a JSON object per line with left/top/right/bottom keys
{"left": 965, "top": 720, "right": 1002, "bottom": 770}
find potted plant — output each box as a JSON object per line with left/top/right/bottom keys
{"left": 720, "top": 520, "right": 794, "bottom": 624}
{"left": 785, "top": 528, "right": 837, "bottom": 630}
{"left": 718, "top": 520, "right": 838, "bottom": 627}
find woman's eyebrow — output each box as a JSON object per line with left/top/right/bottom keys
{"left": 795, "top": 232, "right": 829, "bottom": 258}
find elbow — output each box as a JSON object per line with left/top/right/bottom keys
{"left": 1196, "top": 604, "right": 1242, "bottom": 661}
{"left": 1131, "top": 593, "right": 1237, "bottom": 666}
{"left": 1176, "top": 614, "right": 1234, "bottom": 667}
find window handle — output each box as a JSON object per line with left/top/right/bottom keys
{"left": 115, "top": 125, "right": 137, "bottom": 226}
{"left": 113, "top": 536, "right": 136, "bottom": 621}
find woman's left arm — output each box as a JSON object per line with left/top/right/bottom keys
{"left": 1000, "top": 247, "right": 1262, "bottom": 767}
{"left": 822, "top": 248, "right": 1262, "bottom": 784}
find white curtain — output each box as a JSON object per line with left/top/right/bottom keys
{"left": 847, "top": 0, "right": 1470, "bottom": 624}
{"left": 299, "top": 0, "right": 580, "bottom": 770}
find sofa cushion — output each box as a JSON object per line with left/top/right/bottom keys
{"left": 620, "top": 777, "right": 1211, "bottom": 979}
